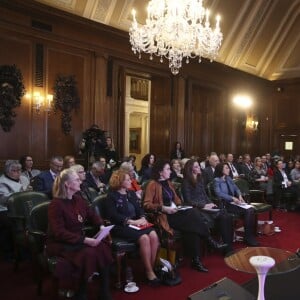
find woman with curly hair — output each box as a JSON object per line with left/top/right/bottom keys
{"left": 138, "top": 153, "right": 156, "bottom": 183}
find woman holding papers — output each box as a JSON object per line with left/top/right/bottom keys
{"left": 106, "top": 170, "right": 161, "bottom": 286}
{"left": 47, "top": 168, "right": 113, "bottom": 300}
{"left": 182, "top": 159, "right": 234, "bottom": 255}
{"left": 143, "top": 160, "right": 227, "bottom": 273}
{"left": 214, "top": 163, "right": 259, "bottom": 247}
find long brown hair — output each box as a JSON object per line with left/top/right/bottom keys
{"left": 183, "top": 159, "right": 201, "bottom": 187}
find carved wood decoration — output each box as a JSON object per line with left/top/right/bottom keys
{"left": 0, "top": 64, "right": 25, "bottom": 132}
{"left": 53, "top": 75, "right": 80, "bottom": 135}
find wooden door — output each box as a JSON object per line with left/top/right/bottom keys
{"left": 150, "top": 76, "right": 172, "bottom": 159}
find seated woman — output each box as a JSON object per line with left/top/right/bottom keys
{"left": 63, "top": 155, "right": 76, "bottom": 169}
{"left": 143, "top": 159, "right": 227, "bottom": 273}
{"left": 138, "top": 153, "right": 156, "bottom": 183}
{"left": 47, "top": 169, "right": 113, "bottom": 300}
{"left": 170, "top": 159, "right": 184, "bottom": 182}
{"left": 105, "top": 170, "right": 160, "bottom": 286}
{"left": 119, "top": 162, "right": 143, "bottom": 201}
{"left": 181, "top": 159, "right": 233, "bottom": 255}
{"left": 70, "top": 164, "right": 95, "bottom": 204}
{"left": 213, "top": 163, "right": 259, "bottom": 246}
{"left": 0, "top": 160, "right": 31, "bottom": 206}
{"left": 250, "top": 157, "right": 268, "bottom": 192}
{"left": 19, "top": 155, "right": 40, "bottom": 181}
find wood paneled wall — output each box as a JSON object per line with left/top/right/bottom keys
{"left": 0, "top": 0, "right": 299, "bottom": 169}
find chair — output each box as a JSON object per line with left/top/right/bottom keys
{"left": 207, "top": 181, "right": 223, "bottom": 207}
{"left": 234, "top": 178, "right": 272, "bottom": 234}
{"left": 28, "top": 201, "right": 76, "bottom": 297}
{"left": 87, "top": 187, "right": 100, "bottom": 202}
{"left": 7, "top": 191, "right": 49, "bottom": 270}
{"left": 234, "top": 178, "right": 265, "bottom": 203}
{"left": 92, "top": 194, "right": 138, "bottom": 289}
{"left": 27, "top": 201, "right": 51, "bottom": 295}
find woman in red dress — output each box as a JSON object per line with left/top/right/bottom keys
{"left": 47, "top": 168, "right": 113, "bottom": 300}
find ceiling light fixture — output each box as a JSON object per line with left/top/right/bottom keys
{"left": 129, "top": 0, "right": 223, "bottom": 75}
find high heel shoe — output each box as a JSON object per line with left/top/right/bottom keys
{"left": 191, "top": 257, "right": 208, "bottom": 272}
{"left": 207, "top": 236, "right": 228, "bottom": 250}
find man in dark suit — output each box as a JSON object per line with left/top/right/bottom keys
{"left": 226, "top": 153, "right": 240, "bottom": 179}
{"left": 239, "top": 154, "right": 253, "bottom": 182}
{"left": 84, "top": 161, "right": 106, "bottom": 193}
{"left": 202, "top": 153, "right": 220, "bottom": 187}
{"left": 33, "top": 156, "right": 63, "bottom": 198}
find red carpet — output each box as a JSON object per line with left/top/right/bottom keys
{"left": 1, "top": 209, "right": 300, "bottom": 300}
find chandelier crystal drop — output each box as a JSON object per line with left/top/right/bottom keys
{"left": 129, "top": 0, "right": 223, "bottom": 75}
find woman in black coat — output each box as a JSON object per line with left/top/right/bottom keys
{"left": 170, "top": 141, "right": 185, "bottom": 160}
{"left": 181, "top": 159, "right": 234, "bottom": 255}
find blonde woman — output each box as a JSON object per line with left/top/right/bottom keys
{"left": 47, "top": 169, "right": 113, "bottom": 300}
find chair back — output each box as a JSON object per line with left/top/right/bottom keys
{"left": 7, "top": 191, "right": 49, "bottom": 230}
{"left": 87, "top": 187, "right": 99, "bottom": 202}
{"left": 233, "top": 178, "right": 251, "bottom": 201}
{"left": 207, "top": 181, "right": 221, "bottom": 206}
{"left": 29, "top": 201, "right": 50, "bottom": 235}
{"left": 92, "top": 194, "right": 108, "bottom": 220}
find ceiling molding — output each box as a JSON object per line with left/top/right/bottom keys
{"left": 34, "top": 0, "right": 300, "bottom": 81}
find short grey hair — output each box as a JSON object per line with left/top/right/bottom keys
{"left": 4, "top": 160, "right": 21, "bottom": 175}
{"left": 91, "top": 161, "right": 105, "bottom": 169}
{"left": 120, "top": 162, "right": 134, "bottom": 172}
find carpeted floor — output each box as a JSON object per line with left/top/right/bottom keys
{"left": 1, "top": 209, "right": 300, "bottom": 300}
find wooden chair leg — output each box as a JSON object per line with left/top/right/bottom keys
{"left": 269, "top": 209, "right": 273, "bottom": 221}
{"left": 115, "top": 251, "right": 125, "bottom": 289}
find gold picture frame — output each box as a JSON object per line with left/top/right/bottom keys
{"left": 129, "top": 128, "right": 141, "bottom": 153}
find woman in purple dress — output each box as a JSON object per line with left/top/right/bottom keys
{"left": 47, "top": 168, "right": 113, "bottom": 300}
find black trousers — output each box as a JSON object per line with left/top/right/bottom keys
{"left": 225, "top": 203, "right": 256, "bottom": 238}
{"left": 167, "top": 208, "right": 210, "bottom": 258}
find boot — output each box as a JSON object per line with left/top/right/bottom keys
{"left": 73, "top": 284, "right": 87, "bottom": 300}
{"left": 207, "top": 236, "right": 228, "bottom": 250}
{"left": 191, "top": 257, "right": 208, "bottom": 272}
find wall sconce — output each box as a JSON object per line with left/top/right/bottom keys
{"left": 26, "top": 91, "right": 53, "bottom": 114}
{"left": 246, "top": 115, "right": 259, "bottom": 131}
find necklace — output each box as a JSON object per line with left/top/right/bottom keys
{"left": 71, "top": 198, "right": 83, "bottom": 223}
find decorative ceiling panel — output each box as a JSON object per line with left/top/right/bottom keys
{"left": 35, "top": 0, "right": 300, "bottom": 81}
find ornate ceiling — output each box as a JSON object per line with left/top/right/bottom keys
{"left": 35, "top": 0, "right": 300, "bottom": 81}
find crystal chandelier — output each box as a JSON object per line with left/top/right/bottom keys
{"left": 129, "top": 0, "right": 223, "bottom": 75}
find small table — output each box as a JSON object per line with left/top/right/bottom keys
{"left": 225, "top": 247, "right": 300, "bottom": 300}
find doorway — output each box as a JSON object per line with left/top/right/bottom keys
{"left": 124, "top": 75, "right": 151, "bottom": 169}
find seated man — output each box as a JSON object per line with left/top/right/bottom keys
{"left": 84, "top": 161, "right": 107, "bottom": 194}
{"left": 32, "top": 156, "right": 63, "bottom": 198}
{"left": 0, "top": 160, "right": 31, "bottom": 207}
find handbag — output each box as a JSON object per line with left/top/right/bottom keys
{"left": 258, "top": 222, "right": 275, "bottom": 236}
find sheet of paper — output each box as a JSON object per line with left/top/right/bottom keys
{"left": 230, "top": 202, "right": 253, "bottom": 209}
{"left": 177, "top": 206, "right": 193, "bottom": 211}
{"left": 202, "top": 207, "right": 220, "bottom": 212}
{"left": 94, "top": 225, "right": 114, "bottom": 242}
{"left": 129, "top": 223, "right": 153, "bottom": 230}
